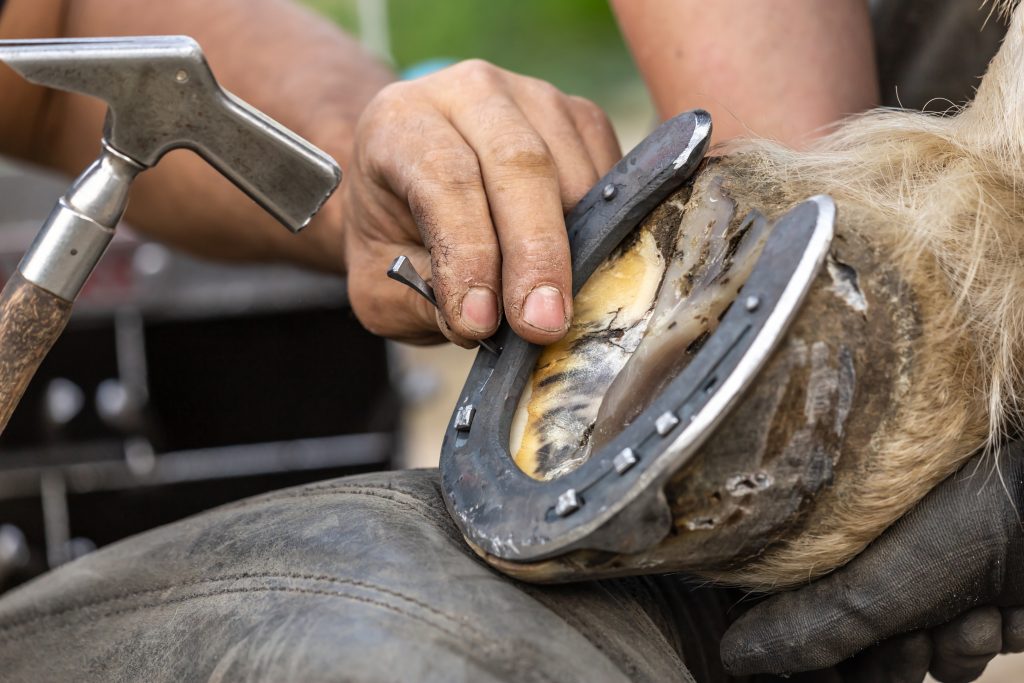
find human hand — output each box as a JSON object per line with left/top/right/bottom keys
{"left": 341, "top": 60, "right": 621, "bottom": 347}
{"left": 721, "top": 444, "right": 1024, "bottom": 682}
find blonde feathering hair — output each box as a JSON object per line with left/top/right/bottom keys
{"left": 712, "top": 0, "right": 1024, "bottom": 589}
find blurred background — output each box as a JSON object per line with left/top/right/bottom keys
{"left": 303, "top": 0, "right": 655, "bottom": 138}
{"left": 0, "top": 1, "right": 1020, "bottom": 679}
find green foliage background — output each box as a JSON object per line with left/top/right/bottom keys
{"left": 301, "top": 0, "right": 652, "bottom": 132}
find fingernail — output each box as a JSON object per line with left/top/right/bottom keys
{"left": 461, "top": 287, "right": 498, "bottom": 334}
{"left": 523, "top": 285, "right": 566, "bottom": 333}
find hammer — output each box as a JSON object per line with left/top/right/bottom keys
{"left": 0, "top": 36, "right": 341, "bottom": 434}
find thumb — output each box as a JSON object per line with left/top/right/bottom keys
{"left": 720, "top": 454, "right": 1017, "bottom": 676}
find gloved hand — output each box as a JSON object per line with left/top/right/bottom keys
{"left": 721, "top": 442, "right": 1024, "bottom": 683}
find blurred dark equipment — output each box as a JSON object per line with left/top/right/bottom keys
{"left": 872, "top": 0, "right": 1008, "bottom": 110}
{"left": 0, "top": 164, "right": 398, "bottom": 591}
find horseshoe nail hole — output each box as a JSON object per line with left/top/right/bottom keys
{"left": 69, "top": 249, "right": 78, "bottom": 256}
{"left": 726, "top": 472, "right": 774, "bottom": 497}
{"left": 175, "top": 69, "right": 190, "bottom": 84}
{"left": 685, "top": 517, "right": 717, "bottom": 531}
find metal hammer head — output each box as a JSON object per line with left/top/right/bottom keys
{"left": 0, "top": 36, "right": 340, "bottom": 231}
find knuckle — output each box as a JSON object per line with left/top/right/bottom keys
{"left": 373, "top": 80, "right": 408, "bottom": 105}
{"left": 509, "top": 232, "right": 565, "bottom": 257}
{"left": 1004, "top": 609, "right": 1024, "bottom": 642}
{"left": 569, "top": 95, "right": 604, "bottom": 118}
{"left": 406, "top": 148, "right": 482, "bottom": 224}
{"left": 953, "top": 608, "right": 1002, "bottom": 655}
{"left": 357, "top": 84, "right": 422, "bottom": 159}
{"left": 489, "top": 132, "right": 555, "bottom": 175}
{"left": 429, "top": 241, "right": 499, "bottom": 300}
{"left": 363, "top": 82, "right": 413, "bottom": 123}
{"left": 570, "top": 96, "right": 614, "bottom": 131}
{"left": 525, "top": 76, "right": 565, "bottom": 104}
{"left": 505, "top": 235, "right": 568, "bottom": 277}
{"left": 442, "top": 238, "right": 501, "bottom": 263}
{"left": 435, "top": 243, "right": 500, "bottom": 282}
{"left": 454, "top": 58, "right": 502, "bottom": 85}
{"left": 413, "top": 145, "right": 481, "bottom": 188}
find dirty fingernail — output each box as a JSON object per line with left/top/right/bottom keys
{"left": 461, "top": 286, "right": 498, "bottom": 334}
{"left": 523, "top": 285, "right": 566, "bottom": 332}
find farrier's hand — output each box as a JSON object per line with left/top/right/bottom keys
{"left": 721, "top": 444, "right": 1024, "bottom": 683}
{"left": 341, "top": 60, "right": 621, "bottom": 347}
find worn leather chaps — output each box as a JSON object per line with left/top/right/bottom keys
{"left": 0, "top": 469, "right": 742, "bottom": 683}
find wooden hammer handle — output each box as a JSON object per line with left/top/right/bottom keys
{"left": 0, "top": 271, "right": 72, "bottom": 434}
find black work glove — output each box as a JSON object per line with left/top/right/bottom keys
{"left": 721, "top": 442, "right": 1024, "bottom": 683}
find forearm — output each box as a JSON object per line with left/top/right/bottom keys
{"left": 0, "top": 0, "right": 66, "bottom": 160}
{"left": 611, "top": 0, "right": 879, "bottom": 148}
{"left": 0, "top": 0, "right": 393, "bottom": 273}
